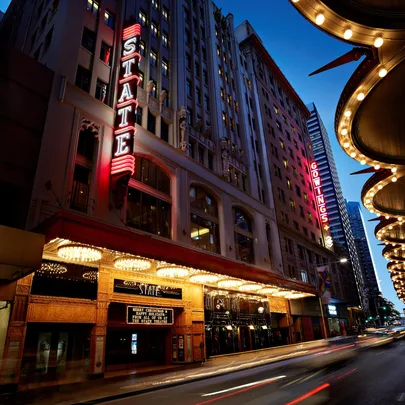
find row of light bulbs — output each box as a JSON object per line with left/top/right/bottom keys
{"left": 291, "top": 0, "right": 385, "bottom": 48}
{"left": 56, "top": 243, "right": 311, "bottom": 299}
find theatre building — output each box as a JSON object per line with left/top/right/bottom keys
{"left": 0, "top": 0, "right": 326, "bottom": 390}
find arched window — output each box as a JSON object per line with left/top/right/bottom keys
{"left": 233, "top": 207, "right": 254, "bottom": 264}
{"left": 126, "top": 157, "right": 171, "bottom": 239}
{"left": 190, "top": 186, "right": 220, "bottom": 253}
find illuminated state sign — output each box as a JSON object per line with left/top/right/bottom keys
{"left": 310, "top": 161, "right": 328, "bottom": 224}
{"left": 111, "top": 24, "right": 142, "bottom": 205}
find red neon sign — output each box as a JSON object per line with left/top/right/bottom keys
{"left": 310, "top": 161, "right": 328, "bottom": 224}
{"left": 111, "top": 24, "right": 142, "bottom": 178}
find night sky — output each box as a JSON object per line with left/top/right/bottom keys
{"left": 1, "top": 0, "right": 402, "bottom": 311}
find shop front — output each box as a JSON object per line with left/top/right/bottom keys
{"left": 326, "top": 303, "right": 349, "bottom": 337}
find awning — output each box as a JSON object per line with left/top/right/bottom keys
{"left": 0, "top": 225, "right": 45, "bottom": 282}
{"left": 35, "top": 211, "right": 316, "bottom": 295}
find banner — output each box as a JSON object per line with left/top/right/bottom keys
{"left": 317, "top": 265, "right": 332, "bottom": 304}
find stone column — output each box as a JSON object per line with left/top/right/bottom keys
{"left": 89, "top": 269, "right": 109, "bottom": 378}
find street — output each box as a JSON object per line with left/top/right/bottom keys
{"left": 100, "top": 340, "right": 405, "bottom": 405}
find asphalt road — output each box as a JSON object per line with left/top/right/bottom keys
{"left": 102, "top": 340, "right": 405, "bottom": 405}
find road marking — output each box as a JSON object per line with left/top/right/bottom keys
{"left": 376, "top": 351, "right": 385, "bottom": 355}
{"left": 397, "top": 392, "right": 405, "bottom": 402}
{"left": 201, "top": 375, "right": 286, "bottom": 397}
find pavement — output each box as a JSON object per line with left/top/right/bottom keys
{"left": 1, "top": 339, "right": 340, "bottom": 405}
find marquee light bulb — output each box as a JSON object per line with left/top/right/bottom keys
{"left": 343, "top": 142, "right": 350, "bottom": 148}
{"left": 357, "top": 93, "right": 365, "bottom": 101}
{"left": 292, "top": 0, "right": 299, "bottom": 2}
{"left": 378, "top": 185, "right": 383, "bottom": 190}
{"left": 341, "top": 128, "right": 348, "bottom": 136}
{"left": 315, "top": 13, "right": 325, "bottom": 25}
{"left": 374, "top": 36, "right": 384, "bottom": 48}
{"left": 350, "top": 152, "right": 357, "bottom": 158}
{"left": 361, "top": 159, "right": 366, "bottom": 165}
{"left": 344, "top": 29, "right": 353, "bottom": 40}
{"left": 344, "top": 110, "right": 352, "bottom": 117}
{"left": 391, "top": 167, "right": 397, "bottom": 173}
{"left": 379, "top": 68, "right": 387, "bottom": 78}
{"left": 375, "top": 164, "right": 380, "bottom": 170}
{"left": 392, "top": 177, "right": 398, "bottom": 182}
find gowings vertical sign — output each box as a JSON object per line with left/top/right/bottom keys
{"left": 310, "top": 161, "right": 328, "bottom": 224}
{"left": 111, "top": 24, "right": 142, "bottom": 208}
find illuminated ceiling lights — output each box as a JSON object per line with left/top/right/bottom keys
{"left": 114, "top": 256, "right": 152, "bottom": 272}
{"left": 343, "top": 29, "right": 353, "bottom": 40}
{"left": 315, "top": 13, "right": 325, "bottom": 25}
{"left": 83, "top": 270, "right": 98, "bottom": 280}
{"left": 58, "top": 244, "right": 102, "bottom": 262}
{"left": 217, "top": 279, "right": 243, "bottom": 289}
{"left": 39, "top": 262, "right": 68, "bottom": 275}
{"left": 374, "top": 36, "right": 384, "bottom": 48}
{"left": 258, "top": 287, "right": 279, "bottom": 294}
{"left": 156, "top": 264, "right": 189, "bottom": 278}
{"left": 239, "top": 283, "right": 262, "bottom": 292}
{"left": 272, "top": 290, "right": 289, "bottom": 297}
{"left": 189, "top": 273, "right": 219, "bottom": 284}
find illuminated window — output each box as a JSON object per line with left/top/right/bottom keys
{"left": 87, "top": 0, "right": 99, "bottom": 16}
{"left": 273, "top": 104, "right": 279, "bottom": 114}
{"left": 280, "top": 139, "right": 285, "bottom": 150}
{"left": 186, "top": 79, "right": 192, "bottom": 97}
{"left": 162, "top": 6, "right": 169, "bottom": 22}
{"left": 304, "top": 193, "right": 309, "bottom": 203}
{"left": 151, "top": 0, "right": 159, "bottom": 10}
{"left": 222, "top": 111, "right": 228, "bottom": 126}
{"left": 218, "top": 66, "right": 223, "bottom": 77}
{"left": 100, "top": 41, "right": 112, "bottom": 66}
{"left": 151, "top": 21, "right": 158, "bottom": 37}
{"left": 289, "top": 199, "right": 296, "bottom": 212}
{"left": 227, "top": 94, "right": 232, "bottom": 106}
{"left": 301, "top": 270, "right": 308, "bottom": 283}
{"left": 220, "top": 87, "right": 225, "bottom": 100}
{"left": 138, "top": 10, "right": 147, "bottom": 26}
{"left": 95, "top": 79, "right": 108, "bottom": 104}
{"left": 283, "top": 158, "right": 289, "bottom": 169}
{"left": 150, "top": 50, "right": 157, "bottom": 67}
{"left": 276, "top": 120, "right": 282, "bottom": 131}
{"left": 234, "top": 100, "right": 239, "bottom": 113}
{"left": 307, "top": 212, "right": 313, "bottom": 223}
{"left": 162, "top": 31, "right": 169, "bottom": 47}
{"left": 161, "top": 59, "right": 169, "bottom": 76}
{"left": 104, "top": 9, "right": 115, "bottom": 29}
{"left": 286, "top": 178, "right": 292, "bottom": 189}
{"left": 217, "top": 45, "right": 221, "bottom": 56}
{"left": 139, "top": 41, "right": 145, "bottom": 56}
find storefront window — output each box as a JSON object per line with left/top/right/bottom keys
{"left": 190, "top": 186, "right": 218, "bottom": 216}
{"left": 233, "top": 207, "right": 254, "bottom": 264}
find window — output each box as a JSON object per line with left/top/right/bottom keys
{"left": 150, "top": 50, "right": 157, "bottom": 67}
{"left": 187, "top": 108, "right": 193, "bottom": 125}
{"left": 186, "top": 52, "right": 191, "bottom": 69}
{"left": 135, "top": 107, "right": 143, "bottom": 125}
{"left": 299, "top": 205, "right": 304, "bottom": 218}
{"left": 194, "top": 61, "right": 200, "bottom": 77}
{"left": 151, "top": 21, "right": 158, "bottom": 37}
{"left": 75, "top": 65, "right": 91, "bottom": 92}
{"left": 202, "top": 46, "right": 207, "bottom": 60}
{"left": 191, "top": 215, "right": 220, "bottom": 253}
{"left": 190, "top": 186, "right": 218, "bottom": 216}
{"left": 286, "top": 178, "right": 292, "bottom": 190}
{"left": 283, "top": 158, "right": 289, "bottom": 169}
{"left": 273, "top": 104, "right": 279, "bottom": 114}
{"left": 295, "top": 185, "right": 301, "bottom": 197}
{"left": 151, "top": 0, "right": 159, "bottom": 10}
{"left": 196, "top": 87, "right": 201, "bottom": 104}
{"left": 289, "top": 198, "right": 296, "bottom": 212}
{"left": 233, "top": 207, "right": 254, "bottom": 264}
{"left": 280, "top": 139, "right": 285, "bottom": 150}
{"left": 204, "top": 95, "right": 210, "bottom": 112}
{"left": 161, "top": 88, "right": 169, "bottom": 107}
{"left": 276, "top": 120, "right": 282, "bottom": 131}
{"left": 208, "top": 152, "right": 213, "bottom": 170}
{"left": 127, "top": 188, "right": 171, "bottom": 238}
{"left": 147, "top": 112, "right": 156, "bottom": 134}
{"left": 95, "top": 79, "right": 108, "bottom": 103}
{"left": 162, "top": 31, "right": 169, "bottom": 48}
{"left": 133, "top": 156, "right": 170, "bottom": 194}
{"left": 70, "top": 165, "right": 91, "bottom": 213}
{"left": 161, "top": 120, "right": 169, "bottom": 143}
{"left": 303, "top": 227, "right": 308, "bottom": 237}
{"left": 100, "top": 41, "right": 112, "bottom": 66}
{"left": 162, "top": 6, "right": 169, "bottom": 22}
{"left": 162, "top": 59, "right": 169, "bottom": 76}
{"left": 44, "top": 26, "right": 53, "bottom": 51}
{"left": 307, "top": 212, "right": 313, "bottom": 223}
{"left": 185, "top": 29, "right": 191, "bottom": 44}
{"left": 203, "top": 69, "right": 208, "bottom": 86}
{"left": 186, "top": 79, "right": 192, "bottom": 97}
{"left": 139, "top": 10, "right": 147, "bottom": 26}
{"left": 33, "top": 44, "right": 42, "bottom": 60}
{"left": 139, "top": 41, "right": 145, "bottom": 56}
{"left": 104, "top": 9, "right": 115, "bottom": 29}
{"left": 149, "top": 80, "right": 157, "bottom": 98}
{"left": 87, "top": 0, "right": 99, "bottom": 16}
{"left": 222, "top": 111, "right": 228, "bottom": 126}
{"left": 81, "top": 27, "right": 96, "bottom": 53}
{"left": 304, "top": 192, "right": 309, "bottom": 203}
{"left": 301, "top": 270, "right": 308, "bottom": 283}
{"left": 293, "top": 220, "right": 299, "bottom": 231}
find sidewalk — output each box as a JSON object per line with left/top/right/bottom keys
{"left": 1, "top": 338, "right": 347, "bottom": 405}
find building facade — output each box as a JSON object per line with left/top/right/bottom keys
{"left": 346, "top": 201, "right": 381, "bottom": 318}
{"left": 307, "top": 102, "right": 365, "bottom": 314}
{"left": 0, "top": 0, "right": 340, "bottom": 390}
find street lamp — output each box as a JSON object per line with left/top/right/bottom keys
{"left": 340, "top": 258, "right": 348, "bottom": 263}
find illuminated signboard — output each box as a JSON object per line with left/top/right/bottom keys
{"left": 310, "top": 161, "right": 328, "bottom": 224}
{"left": 111, "top": 24, "right": 142, "bottom": 181}
{"left": 127, "top": 306, "right": 174, "bottom": 325}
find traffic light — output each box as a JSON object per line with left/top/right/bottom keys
{"left": 368, "top": 316, "right": 373, "bottom": 320}
{"left": 382, "top": 306, "right": 387, "bottom": 310}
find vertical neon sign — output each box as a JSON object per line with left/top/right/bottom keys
{"left": 111, "top": 24, "right": 142, "bottom": 178}
{"left": 310, "top": 161, "right": 328, "bottom": 224}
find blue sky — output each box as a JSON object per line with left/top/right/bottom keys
{"left": 1, "top": 0, "right": 402, "bottom": 311}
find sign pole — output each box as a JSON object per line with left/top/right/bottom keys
{"left": 319, "top": 296, "right": 328, "bottom": 339}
